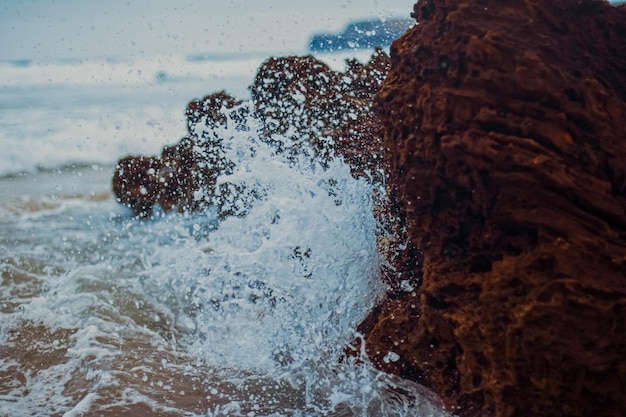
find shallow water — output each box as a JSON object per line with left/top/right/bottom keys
{"left": 0, "top": 161, "right": 448, "bottom": 416}
{"left": 0, "top": 50, "right": 450, "bottom": 417}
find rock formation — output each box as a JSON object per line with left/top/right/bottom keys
{"left": 250, "top": 50, "right": 389, "bottom": 179}
{"left": 360, "top": 1, "right": 626, "bottom": 416}
{"left": 111, "top": 3, "right": 626, "bottom": 413}
{"left": 112, "top": 92, "right": 244, "bottom": 217}
{"left": 112, "top": 50, "right": 390, "bottom": 217}
{"left": 112, "top": 155, "right": 163, "bottom": 218}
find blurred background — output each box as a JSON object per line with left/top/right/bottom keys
{"left": 0, "top": 0, "right": 412, "bottom": 60}
{"left": 0, "top": 0, "right": 414, "bottom": 175}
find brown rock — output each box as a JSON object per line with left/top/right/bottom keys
{"left": 249, "top": 52, "right": 425, "bottom": 291}
{"left": 251, "top": 55, "right": 341, "bottom": 146}
{"left": 112, "top": 155, "right": 162, "bottom": 217}
{"left": 158, "top": 136, "right": 207, "bottom": 213}
{"left": 329, "top": 49, "right": 390, "bottom": 181}
{"left": 361, "top": 1, "right": 626, "bottom": 416}
{"left": 113, "top": 52, "right": 392, "bottom": 217}
{"left": 112, "top": 92, "right": 244, "bottom": 216}
{"left": 179, "top": 92, "right": 244, "bottom": 215}
{"left": 185, "top": 91, "right": 244, "bottom": 134}
{"left": 250, "top": 50, "right": 390, "bottom": 174}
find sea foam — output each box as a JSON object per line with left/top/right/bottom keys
{"left": 0, "top": 54, "right": 449, "bottom": 416}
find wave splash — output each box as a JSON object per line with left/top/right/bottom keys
{"left": 0, "top": 97, "right": 447, "bottom": 416}
{"left": 160, "top": 100, "right": 384, "bottom": 373}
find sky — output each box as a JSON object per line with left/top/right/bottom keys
{"left": 0, "top": 0, "right": 414, "bottom": 61}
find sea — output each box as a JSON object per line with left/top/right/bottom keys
{"left": 0, "top": 51, "right": 451, "bottom": 416}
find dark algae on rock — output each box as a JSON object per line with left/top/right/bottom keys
{"left": 362, "top": 0, "right": 626, "bottom": 416}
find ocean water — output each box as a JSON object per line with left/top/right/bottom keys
{"left": 0, "top": 52, "right": 449, "bottom": 416}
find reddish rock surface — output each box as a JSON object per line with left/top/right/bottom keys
{"left": 361, "top": 1, "right": 626, "bottom": 416}
{"left": 250, "top": 50, "right": 390, "bottom": 179}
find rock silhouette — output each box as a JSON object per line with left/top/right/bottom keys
{"left": 112, "top": 155, "right": 163, "bottom": 218}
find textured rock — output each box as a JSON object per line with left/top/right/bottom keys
{"left": 250, "top": 50, "right": 389, "bottom": 177}
{"left": 113, "top": 51, "right": 391, "bottom": 217}
{"left": 112, "top": 92, "right": 244, "bottom": 217}
{"left": 361, "top": 1, "right": 626, "bottom": 416}
{"left": 112, "top": 155, "right": 163, "bottom": 217}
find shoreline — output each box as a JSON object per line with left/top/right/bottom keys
{"left": 0, "top": 164, "right": 114, "bottom": 213}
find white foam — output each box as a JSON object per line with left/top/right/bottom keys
{"left": 0, "top": 55, "right": 451, "bottom": 416}
{"left": 0, "top": 54, "right": 264, "bottom": 88}
{"left": 0, "top": 51, "right": 380, "bottom": 177}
